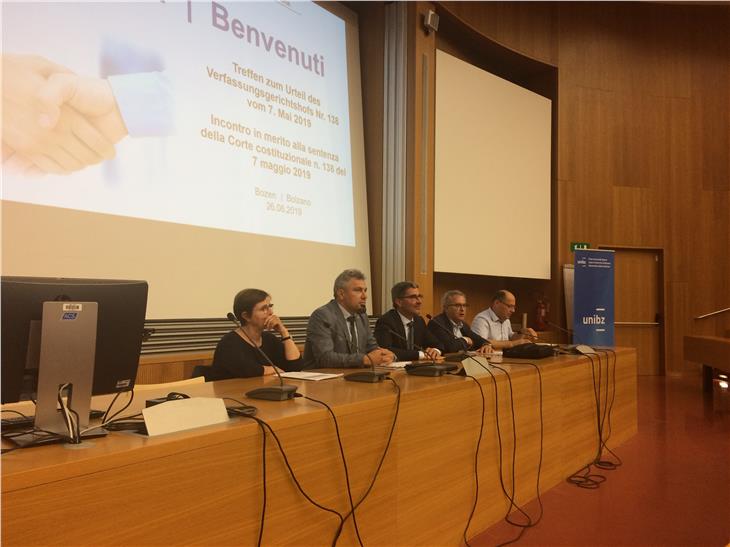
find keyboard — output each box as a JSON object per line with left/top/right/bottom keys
{"left": 2, "top": 409, "right": 106, "bottom": 430}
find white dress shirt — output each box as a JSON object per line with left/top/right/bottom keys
{"left": 398, "top": 311, "right": 441, "bottom": 358}
{"left": 449, "top": 318, "right": 465, "bottom": 339}
{"left": 471, "top": 307, "right": 513, "bottom": 341}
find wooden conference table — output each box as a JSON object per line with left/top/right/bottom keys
{"left": 2, "top": 349, "right": 637, "bottom": 546}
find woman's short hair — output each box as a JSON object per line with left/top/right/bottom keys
{"left": 233, "top": 288, "right": 270, "bottom": 324}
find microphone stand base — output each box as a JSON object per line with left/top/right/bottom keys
{"left": 246, "top": 384, "right": 298, "bottom": 401}
{"left": 344, "top": 370, "right": 390, "bottom": 383}
{"left": 405, "top": 363, "right": 458, "bottom": 377}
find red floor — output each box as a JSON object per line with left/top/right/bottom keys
{"left": 471, "top": 373, "right": 730, "bottom": 547}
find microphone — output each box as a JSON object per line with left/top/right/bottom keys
{"left": 425, "top": 313, "right": 472, "bottom": 358}
{"left": 385, "top": 324, "right": 420, "bottom": 350}
{"left": 226, "top": 312, "right": 297, "bottom": 401}
{"left": 425, "top": 314, "right": 498, "bottom": 370}
{"left": 544, "top": 320, "right": 596, "bottom": 354}
{"left": 384, "top": 323, "right": 440, "bottom": 362}
{"left": 344, "top": 311, "right": 390, "bottom": 383}
{"left": 383, "top": 320, "right": 456, "bottom": 377}
{"left": 546, "top": 320, "right": 573, "bottom": 337}
{"left": 546, "top": 320, "right": 574, "bottom": 345}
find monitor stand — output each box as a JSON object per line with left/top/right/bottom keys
{"left": 5, "top": 302, "right": 106, "bottom": 448}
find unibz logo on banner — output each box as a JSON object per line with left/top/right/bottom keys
{"left": 573, "top": 248, "right": 614, "bottom": 347}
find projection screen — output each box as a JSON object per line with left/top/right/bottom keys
{"left": 1, "top": 1, "right": 370, "bottom": 318}
{"left": 434, "top": 49, "right": 551, "bottom": 280}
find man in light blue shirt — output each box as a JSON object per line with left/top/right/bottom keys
{"left": 471, "top": 290, "right": 537, "bottom": 350}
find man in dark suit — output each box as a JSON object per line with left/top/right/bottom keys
{"left": 375, "top": 281, "right": 444, "bottom": 362}
{"left": 303, "top": 269, "right": 395, "bottom": 369}
{"left": 427, "top": 290, "right": 492, "bottom": 354}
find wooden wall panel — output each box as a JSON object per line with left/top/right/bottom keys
{"left": 406, "top": 2, "right": 438, "bottom": 312}
{"left": 611, "top": 187, "right": 666, "bottom": 248}
{"left": 440, "top": 1, "right": 559, "bottom": 66}
{"left": 692, "top": 192, "right": 730, "bottom": 329}
{"left": 344, "top": 2, "right": 386, "bottom": 313}
{"left": 558, "top": 5, "right": 636, "bottom": 93}
{"left": 558, "top": 85, "right": 618, "bottom": 253}
{"left": 689, "top": 10, "right": 730, "bottom": 193}
{"left": 666, "top": 282, "right": 694, "bottom": 375}
{"left": 616, "top": 94, "right": 670, "bottom": 190}
{"left": 663, "top": 97, "right": 693, "bottom": 283}
{"left": 427, "top": 2, "right": 730, "bottom": 372}
{"left": 614, "top": 4, "right": 693, "bottom": 99}
{"left": 136, "top": 353, "right": 212, "bottom": 384}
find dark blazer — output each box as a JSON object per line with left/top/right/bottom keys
{"left": 427, "top": 312, "right": 489, "bottom": 353}
{"left": 374, "top": 309, "right": 444, "bottom": 362}
{"left": 303, "top": 299, "right": 378, "bottom": 369}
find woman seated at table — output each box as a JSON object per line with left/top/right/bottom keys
{"left": 207, "top": 289, "right": 303, "bottom": 380}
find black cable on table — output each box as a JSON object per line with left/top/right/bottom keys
{"left": 499, "top": 360, "right": 545, "bottom": 527}
{"left": 302, "top": 394, "right": 364, "bottom": 547}
{"left": 461, "top": 371, "right": 487, "bottom": 547}
{"left": 463, "top": 357, "right": 535, "bottom": 536}
{"left": 255, "top": 417, "right": 267, "bottom": 547}
{"left": 331, "top": 376, "right": 401, "bottom": 547}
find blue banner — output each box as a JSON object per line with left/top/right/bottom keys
{"left": 573, "top": 249, "right": 614, "bottom": 347}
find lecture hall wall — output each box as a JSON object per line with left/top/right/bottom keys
{"left": 352, "top": 2, "right": 730, "bottom": 375}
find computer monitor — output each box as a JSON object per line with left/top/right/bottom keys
{"left": 1, "top": 277, "right": 149, "bottom": 405}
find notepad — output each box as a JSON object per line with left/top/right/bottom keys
{"left": 279, "top": 372, "right": 344, "bottom": 381}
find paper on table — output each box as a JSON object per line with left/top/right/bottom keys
{"left": 279, "top": 371, "right": 344, "bottom": 381}
{"left": 377, "top": 361, "right": 411, "bottom": 369}
{"left": 143, "top": 397, "right": 229, "bottom": 436}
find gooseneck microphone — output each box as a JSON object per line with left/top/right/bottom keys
{"left": 226, "top": 312, "right": 297, "bottom": 401}
{"left": 344, "top": 310, "right": 390, "bottom": 383}
{"left": 425, "top": 313, "right": 471, "bottom": 355}
{"left": 384, "top": 325, "right": 428, "bottom": 356}
{"left": 545, "top": 320, "right": 597, "bottom": 354}
{"left": 384, "top": 321, "right": 457, "bottom": 377}
{"left": 546, "top": 320, "right": 573, "bottom": 337}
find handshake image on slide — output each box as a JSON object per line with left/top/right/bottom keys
{"left": 2, "top": 54, "right": 129, "bottom": 177}
{"left": 3, "top": 53, "right": 174, "bottom": 178}
{"left": 2, "top": 1, "right": 356, "bottom": 248}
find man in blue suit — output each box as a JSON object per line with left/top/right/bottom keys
{"left": 303, "top": 269, "right": 395, "bottom": 370}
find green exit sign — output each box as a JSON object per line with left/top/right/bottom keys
{"left": 570, "top": 242, "right": 590, "bottom": 252}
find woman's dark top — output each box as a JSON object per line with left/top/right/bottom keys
{"left": 207, "top": 330, "right": 303, "bottom": 380}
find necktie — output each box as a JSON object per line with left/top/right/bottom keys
{"left": 347, "top": 315, "right": 358, "bottom": 353}
{"left": 407, "top": 321, "right": 414, "bottom": 350}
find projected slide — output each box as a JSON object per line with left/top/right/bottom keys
{"left": 2, "top": 1, "right": 355, "bottom": 246}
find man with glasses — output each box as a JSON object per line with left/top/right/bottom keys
{"left": 375, "top": 281, "right": 444, "bottom": 362}
{"left": 471, "top": 290, "right": 537, "bottom": 349}
{"left": 427, "top": 290, "right": 493, "bottom": 354}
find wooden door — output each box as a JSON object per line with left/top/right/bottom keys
{"left": 606, "top": 248, "right": 664, "bottom": 376}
